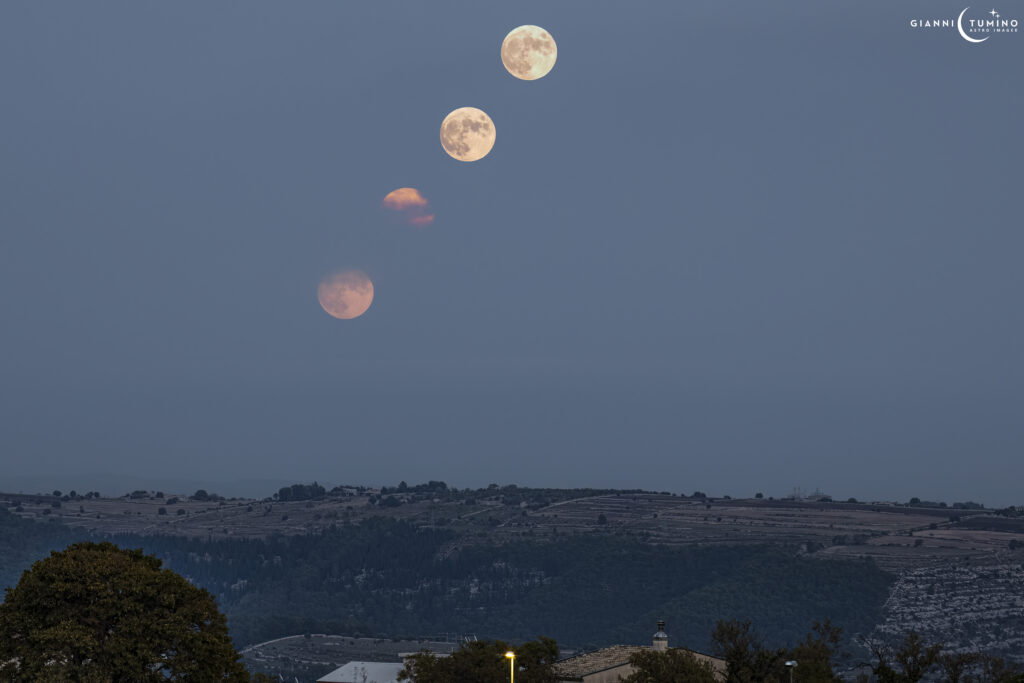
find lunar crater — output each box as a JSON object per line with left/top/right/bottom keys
{"left": 318, "top": 270, "right": 374, "bottom": 319}
{"left": 501, "top": 25, "right": 557, "bottom": 80}
{"left": 440, "top": 107, "right": 496, "bottom": 162}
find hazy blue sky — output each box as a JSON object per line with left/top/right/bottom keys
{"left": 1, "top": 1, "right": 1021, "bottom": 505}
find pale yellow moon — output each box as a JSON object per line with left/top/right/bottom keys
{"left": 501, "top": 25, "right": 557, "bottom": 80}
{"left": 317, "top": 270, "right": 374, "bottom": 320}
{"left": 440, "top": 107, "right": 495, "bottom": 162}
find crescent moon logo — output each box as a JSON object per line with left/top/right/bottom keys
{"left": 958, "top": 7, "right": 990, "bottom": 42}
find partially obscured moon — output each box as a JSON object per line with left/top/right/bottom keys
{"left": 501, "top": 25, "right": 557, "bottom": 80}
{"left": 440, "top": 107, "right": 495, "bottom": 162}
{"left": 317, "top": 270, "right": 374, "bottom": 320}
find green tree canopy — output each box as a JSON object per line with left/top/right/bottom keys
{"left": 620, "top": 648, "right": 719, "bottom": 683}
{"left": 712, "top": 619, "right": 786, "bottom": 683}
{"left": 0, "top": 541, "right": 250, "bottom": 681}
{"left": 864, "top": 631, "right": 942, "bottom": 683}
{"left": 785, "top": 619, "right": 843, "bottom": 682}
{"left": 869, "top": 635, "right": 1024, "bottom": 683}
{"left": 399, "top": 636, "right": 558, "bottom": 683}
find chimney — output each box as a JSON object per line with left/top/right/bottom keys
{"left": 653, "top": 620, "right": 668, "bottom": 651}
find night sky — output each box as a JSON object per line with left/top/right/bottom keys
{"left": 1, "top": 1, "right": 1021, "bottom": 505}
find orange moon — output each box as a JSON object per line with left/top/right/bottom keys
{"left": 382, "top": 187, "right": 435, "bottom": 227}
{"left": 501, "top": 25, "right": 557, "bottom": 80}
{"left": 317, "top": 270, "right": 374, "bottom": 320}
{"left": 440, "top": 107, "right": 495, "bottom": 162}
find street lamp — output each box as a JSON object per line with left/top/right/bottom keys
{"left": 505, "top": 651, "right": 516, "bottom": 683}
{"left": 784, "top": 660, "right": 798, "bottom": 683}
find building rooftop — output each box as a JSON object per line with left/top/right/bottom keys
{"left": 552, "top": 645, "right": 726, "bottom": 681}
{"left": 316, "top": 661, "right": 405, "bottom": 683}
{"left": 553, "top": 645, "right": 648, "bottom": 678}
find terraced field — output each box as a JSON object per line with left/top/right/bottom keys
{"left": 872, "top": 561, "right": 1024, "bottom": 661}
{"left": 4, "top": 489, "right": 1017, "bottom": 575}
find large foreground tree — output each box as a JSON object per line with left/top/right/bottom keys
{"left": 0, "top": 541, "right": 250, "bottom": 681}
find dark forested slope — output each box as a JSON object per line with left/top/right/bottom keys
{"left": 2, "top": 508, "right": 893, "bottom": 652}
{"left": 114, "top": 520, "right": 891, "bottom": 650}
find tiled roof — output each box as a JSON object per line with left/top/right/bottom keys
{"left": 552, "top": 645, "right": 727, "bottom": 681}
{"left": 552, "top": 645, "right": 646, "bottom": 678}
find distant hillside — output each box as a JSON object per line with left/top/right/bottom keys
{"left": 4, "top": 483, "right": 1017, "bottom": 575}
{"left": 3, "top": 482, "right": 1024, "bottom": 679}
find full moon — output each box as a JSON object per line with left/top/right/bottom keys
{"left": 501, "top": 25, "right": 557, "bottom": 80}
{"left": 317, "top": 270, "right": 374, "bottom": 320}
{"left": 440, "top": 107, "right": 495, "bottom": 162}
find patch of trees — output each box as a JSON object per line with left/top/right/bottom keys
{"left": 906, "top": 497, "right": 986, "bottom": 510}
{"left": 276, "top": 482, "right": 326, "bottom": 502}
{"left": 832, "top": 534, "right": 870, "bottom": 546}
{"left": 400, "top": 637, "right": 558, "bottom": 683}
{"left": 707, "top": 618, "right": 847, "bottom": 682}
{"left": 861, "top": 631, "right": 1024, "bottom": 683}
{"left": 373, "top": 482, "right": 648, "bottom": 508}
{"left": 622, "top": 620, "right": 1023, "bottom": 683}
{"left": 384, "top": 480, "right": 450, "bottom": 495}
{"left": 622, "top": 648, "right": 719, "bottom": 682}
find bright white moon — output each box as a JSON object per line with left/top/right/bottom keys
{"left": 317, "top": 270, "right": 374, "bottom": 320}
{"left": 501, "top": 25, "right": 557, "bottom": 80}
{"left": 440, "top": 107, "right": 496, "bottom": 162}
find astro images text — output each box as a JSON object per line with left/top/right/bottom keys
{"left": 911, "top": 16, "right": 1018, "bottom": 30}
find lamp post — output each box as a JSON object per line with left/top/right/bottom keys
{"left": 784, "top": 660, "right": 798, "bottom": 683}
{"left": 505, "top": 651, "right": 516, "bottom": 683}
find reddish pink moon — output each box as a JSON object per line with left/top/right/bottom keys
{"left": 317, "top": 270, "right": 374, "bottom": 320}
{"left": 381, "top": 187, "right": 434, "bottom": 227}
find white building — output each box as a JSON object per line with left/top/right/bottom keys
{"left": 316, "top": 661, "right": 405, "bottom": 683}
